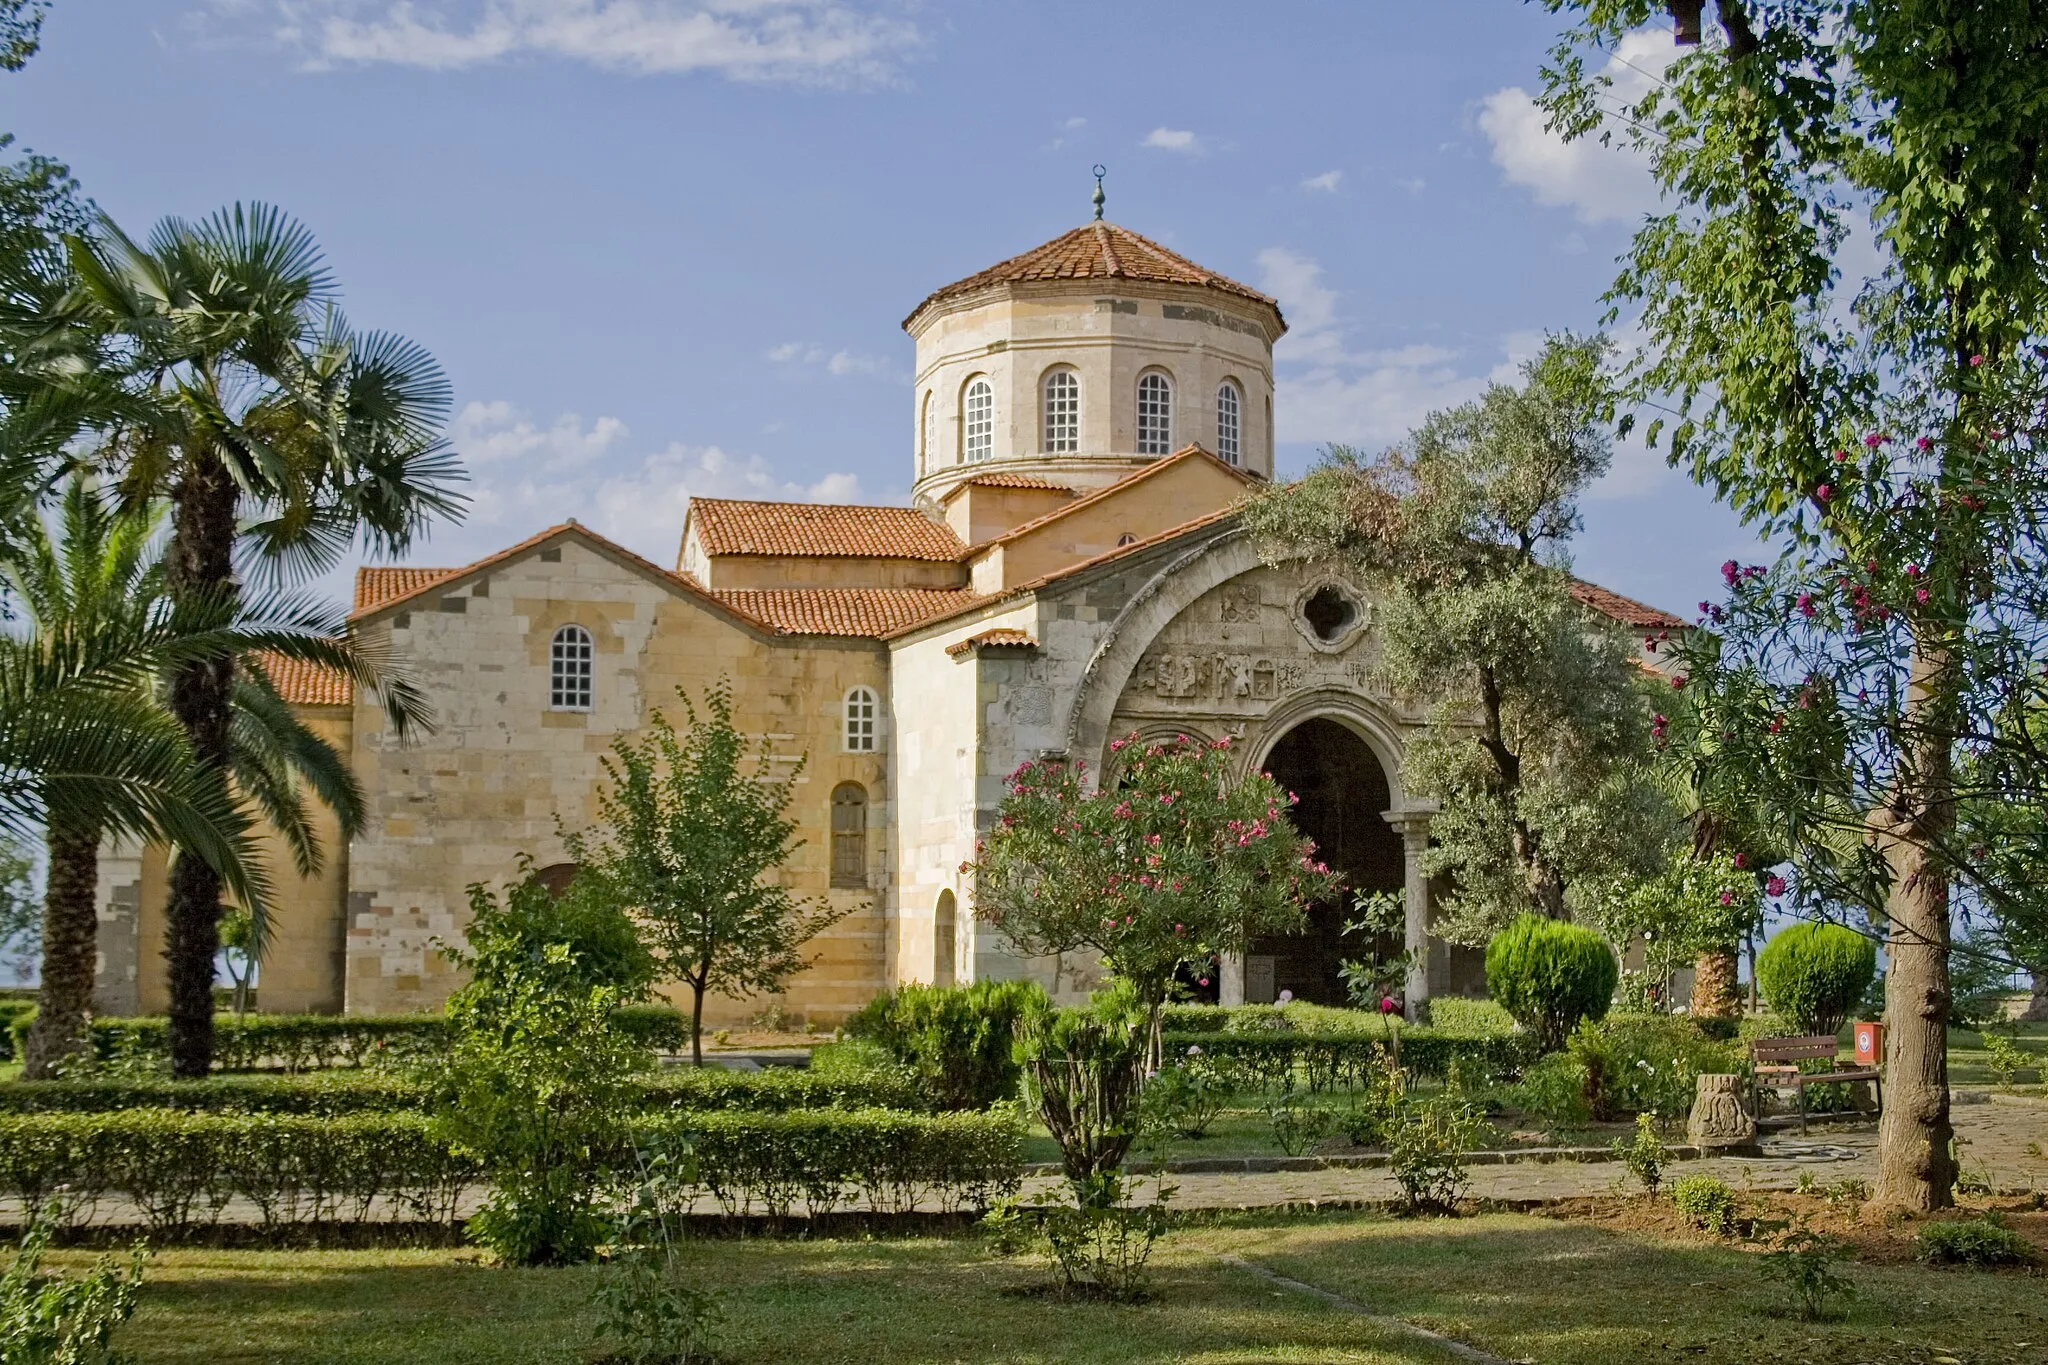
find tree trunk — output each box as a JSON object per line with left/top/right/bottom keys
{"left": 21, "top": 822, "right": 102, "bottom": 1079}
{"left": 163, "top": 450, "right": 240, "bottom": 1079}
{"left": 1690, "top": 945, "right": 1742, "bottom": 1021}
{"left": 2020, "top": 971, "right": 2048, "bottom": 1024}
{"left": 690, "top": 979, "right": 706, "bottom": 1067}
{"left": 1872, "top": 635, "right": 1958, "bottom": 1212}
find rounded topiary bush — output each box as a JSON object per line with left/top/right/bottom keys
{"left": 1483, "top": 915, "right": 1618, "bottom": 1054}
{"left": 1755, "top": 923, "right": 1876, "bottom": 1037}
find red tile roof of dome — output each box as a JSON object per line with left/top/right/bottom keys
{"left": 905, "top": 221, "right": 1281, "bottom": 329}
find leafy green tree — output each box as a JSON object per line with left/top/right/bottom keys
{"left": 965, "top": 732, "right": 1336, "bottom": 1032}
{"left": 1589, "top": 847, "right": 1763, "bottom": 1020}
{"left": 436, "top": 877, "right": 649, "bottom": 1267}
{"left": 57, "top": 205, "right": 463, "bottom": 1076}
{"left": 567, "top": 681, "right": 841, "bottom": 1066}
{"left": 1242, "top": 335, "right": 1673, "bottom": 942}
{"left": 1535, "top": 0, "right": 2048, "bottom": 1209}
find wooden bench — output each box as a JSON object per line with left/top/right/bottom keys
{"left": 1751, "top": 1035, "right": 1881, "bottom": 1133}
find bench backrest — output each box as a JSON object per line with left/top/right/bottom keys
{"left": 1752, "top": 1035, "right": 1840, "bottom": 1064}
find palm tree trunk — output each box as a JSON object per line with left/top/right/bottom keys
{"left": 21, "top": 822, "right": 102, "bottom": 1079}
{"left": 164, "top": 450, "right": 239, "bottom": 1079}
{"left": 1690, "top": 945, "right": 1742, "bottom": 1021}
{"left": 1873, "top": 633, "right": 1958, "bottom": 1212}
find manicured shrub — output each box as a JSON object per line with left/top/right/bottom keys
{"left": 1484, "top": 915, "right": 1619, "bottom": 1053}
{"left": 1671, "top": 1174, "right": 1739, "bottom": 1234}
{"left": 1756, "top": 924, "right": 1876, "bottom": 1037}
{"left": 1154, "top": 1029, "right": 1528, "bottom": 1092}
{"left": 1567, "top": 1013, "right": 1743, "bottom": 1120}
{"left": 843, "top": 978, "right": 1048, "bottom": 1109}
{"left": 4, "top": 1005, "right": 690, "bottom": 1074}
{"left": 1916, "top": 1216, "right": 2036, "bottom": 1268}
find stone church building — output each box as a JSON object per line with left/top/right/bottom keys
{"left": 94, "top": 215, "right": 1683, "bottom": 1027}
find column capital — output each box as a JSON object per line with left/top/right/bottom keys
{"left": 1380, "top": 802, "right": 1438, "bottom": 847}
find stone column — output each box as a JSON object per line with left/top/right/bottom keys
{"left": 1218, "top": 952, "right": 1246, "bottom": 1007}
{"left": 1381, "top": 805, "right": 1437, "bottom": 1023}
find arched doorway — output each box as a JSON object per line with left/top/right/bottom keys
{"left": 1253, "top": 718, "right": 1404, "bottom": 1005}
{"left": 934, "top": 890, "right": 958, "bottom": 987}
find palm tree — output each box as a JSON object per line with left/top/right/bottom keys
{"left": 63, "top": 204, "right": 463, "bottom": 1075}
{"left": 3, "top": 476, "right": 422, "bottom": 1076}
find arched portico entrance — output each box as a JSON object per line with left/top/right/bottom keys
{"left": 1250, "top": 718, "right": 1405, "bottom": 1005}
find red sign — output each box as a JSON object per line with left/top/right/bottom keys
{"left": 1854, "top": 1020, "right": 1884, "bottom": 1068}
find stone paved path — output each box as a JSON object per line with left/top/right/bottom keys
{"left": 1024, "top": 1093, "right": 2046, "bottom": 1209}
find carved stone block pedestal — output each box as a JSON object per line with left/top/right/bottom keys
{"left": 1686, "top": 1072, "right": 1760, "bottom": 1155}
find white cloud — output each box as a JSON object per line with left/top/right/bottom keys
{"left": 1300, "top": 170, "right": 1342, "bottom": 193}
{"left": 766, "top": 341, "right": 892, "bottom": 378}
{"left": 1394, "top": 176, "right": 1425, "bottom": 196}
{"left": 1257, "top": 246, "right": 1487, "bottom": 450}
{"left": 1063, "top": 116, "right": 1086, "bottom": 130}
{"left": 1477, "top": 29, "right": 1670, "bottom": 224}
{"left": 1143, "top": 126, "right": 1199, "bottom": 154}
{"left": 432, "top": 399, "right": 864, "bottom": 565}
{"left": 255, "top": 1, "right": 921, "bottom": 83}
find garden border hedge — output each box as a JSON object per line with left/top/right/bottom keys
{"left": 1165, "top": 1030, "right": 1529, "bottom": 1089}
{"left": 0, "top": 1105, "right": 1022, "bottom": 1235}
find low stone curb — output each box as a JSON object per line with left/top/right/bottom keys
{"left": 1019, "top": 1143, "right": 1705, "bottom": 1177}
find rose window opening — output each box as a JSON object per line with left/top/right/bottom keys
{"left": 1302, "top": 586, "right": 1358, "bottom": 643}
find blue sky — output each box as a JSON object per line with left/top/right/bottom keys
{"left": 7, "top": 1, "right": 1768, "bottom": 616}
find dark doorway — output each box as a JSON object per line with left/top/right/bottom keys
{"left": 1253, "top": 718, "right": 1404, "bottom": 1005}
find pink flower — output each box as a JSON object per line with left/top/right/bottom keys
{"left": 1905, "top": 563, "right": 1921, "bottom": 577}
{"left": 1718, "top": 890, "right": 1733, "bottom": 906}
{"left": 1720, "top": 559, "right": 1739, "bottom": 587}
{"left": 1796, "top": 592, "right": 1815, "bottom": 617}
{"left": 1765, "top": 874, "right": 1787, "bottom": 896}
{"left": 1915, "top": 588, "right": 1929, "bottom": 604}
{"left": 1970, "top": 354, "right": 1985, "bottom": 366}
{"left": 1815, "top": 484, "right": 1833, "bottom": 503}
{"left": 1379, "top": 996, "right": 1398, "bottom": 1015}
{"left": 1916, "top": 437, "right": 1933, "bottom": 452}
{"left": 1864, "top": 432, "right": 1885, "bottom": 448}
{"left": 1671, "top": 675, "right": 1688, "bottom": 690}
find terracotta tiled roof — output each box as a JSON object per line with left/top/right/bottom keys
{"left": 253, "top": 650, "right": 352, "bottom": 707}
{"left": 945, "top": 472, "right": 1076, "bottom": 495}
{"left": 945, "top": 629, "right": 1038, "bottom": 658}
{"left": 1570, "top": 581, "right": 1689, "bottom": 630}
{"left": 976, "top": 444, "right": 1252, "bottom": 552}
{"left": 354, "top": 566, "right": 455, "bottom": 615}
{"left": 906, "top": 222, "right": 1281, "bottom": 327}
{"left": 688, "top": 499, "right": 965, "bottom": 561}
{"left": 711, "top": 588, "right": 986, "bottom": 638}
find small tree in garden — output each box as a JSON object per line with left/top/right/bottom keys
{"left": 1484, "top": 914, "right": 1617, "bottom": 1053}
{"left": 568, "top": 680, "right": 844, "bottom": 1065}
{"left": 1591, "top": 848, "right": 1764, "bottom": 1022}
{"left": 964, "top": 733, "right": 1338, "bottom": 1030}
{"left": 436, "top": 877, "right": 651, "bottom": 1266}
{"left": 1757, "top": 924, "right": 1876, "bottom": 1038}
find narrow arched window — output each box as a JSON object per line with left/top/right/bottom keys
{"left": 963, "top": 378, "right": 993, "bottom": 463}
{"left": 844, "top": 686, "right": 878, "bottom": 753}
{"left": 1041, "top": 369, "right": 1079, "bottom": 453}
{"left": 1136, "top": 372, "right": 1173, "bottom": 455}
{"left": 831, "top": 783, "right": 868, "bottom": 888}
{"left": 549, "top": 625, "right": 593, "bottom": 710}
{"left": 1216, "top": 380, "right": 1242, "bottom": 465}
{"left": 919, "top": 391, "right": 935, "bottom": 474}
{"left": 934, "top": 889, "right": 957, "bottom": 987}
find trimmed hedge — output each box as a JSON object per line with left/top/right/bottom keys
{"left": 1160, "top": 1000, "right": 1517, "bottom": 1040}
{"left": 0, "top": 1066, "right": 925, "bottom": 1117}
{"left": 1757, "top": 924, "right": 1876, "bottom": 1037}
{"left": 5, "top": 1005, "right": 692, "bottom": 1073}
{"left": 0, "top": 999, "right": 34, "bottom": 1060}
{"left": 0, "top": 1105, "right": 1022, "bottom": 1234}
{"left": 1163, "top": 1029, "right": 1528, "bottom": 1090}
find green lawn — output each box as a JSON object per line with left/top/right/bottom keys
{"left": 80, "top": 1208, "right": 2047, "bottom": 1365}
{"left": 1947, "top": 1022, "right": 2047, "bottom": 1090}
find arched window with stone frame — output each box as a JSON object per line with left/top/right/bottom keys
{"left": 831, "top": 783, "right": 869, "bottom": 889}
{"left": 933, "top": 889, "right": 958, "bottom": 986}
{"left": 962, "top": 376, "right": 994, "bottom": 463}
{"left": 843, "top": 685, "right": 878, "bottom": 753}
{"left": 918, "top": 390, "right": 935, "bottom": 474}
{"left": 549, "top": 624, "right": 593, "bottom": 711}
{"left": 1040, "top": 367, "right": 1080, "bottom": 453}
{"left": 1136, "top": 371, "right": 1173, "bottom": 456}
{"left": 1216, "top": 379, "right": 1243, "bottom": 465}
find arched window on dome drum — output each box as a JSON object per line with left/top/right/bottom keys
{"left": 831, "top": 783, "right": 868, "bottom": 888}
{"left": 919, "top": 391, "right": 935, "bottom": 474}
{"left": 549, "top": 625, "right": 593, "bottom": 711}
{"left": 1136, "top": 372, "right": 1173, "bottom": 456}
{"left": 1041, "top": 369, "right": 1079, "bottom": 453}
{"left": 963, "top": 378, "right": 994, "bottom": 463}
{"left": 1216, "top": 380, "right": 1242, "bottom": 466}
{"left": 844, "top": 686, "right": 878, "bottom": 753}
